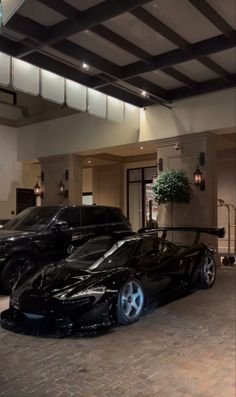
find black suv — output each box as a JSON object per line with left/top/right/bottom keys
{"left": 0, "top": 205, "right": 132, "bottom": 292}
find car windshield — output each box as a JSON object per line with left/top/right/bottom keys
{"left": 3, "top": 207, "right": 59, "bottom": 232}
{"left": 66, "top": 237, "right": 137, "bottom": 271}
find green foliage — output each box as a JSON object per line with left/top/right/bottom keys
{"left": 153, "top": 169, "right": 192, "bottom": 205}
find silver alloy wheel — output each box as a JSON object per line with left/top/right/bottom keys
{"left": 120, "top": 280, "right": 144, "bottom": 320}
{"left": 203, "top": 255, "right": 216, "bottom": 286}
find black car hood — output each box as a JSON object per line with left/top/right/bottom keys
{"left": 13, "top": 260, "right": 118, "bottom": 300}
{"left": 0, "top": 229, "right": 37, "bottom": 242}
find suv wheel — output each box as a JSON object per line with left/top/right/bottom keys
{"left": 0, "top": 254, "right": 34, "bottom": 293}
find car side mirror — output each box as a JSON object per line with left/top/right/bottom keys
{"left": 51, "top": 220, "right": 68, "bottom": 232}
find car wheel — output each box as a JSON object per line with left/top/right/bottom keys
{"left": 117, "top": 278, "right": 145, "bottom": 325}
{"left": 0, "top": 254, "right": 34, "bottom": 293}
{"left": 198, "top": 253, "right": 216, "bottom": 289}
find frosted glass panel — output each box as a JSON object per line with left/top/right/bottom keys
{"left": 125, "top": 103, "right": 140, "bottom": 129}
{"left": 0, "top": 52, "right": 10, "bottom": 86}
{"left": 88, "top": 88, "right": 106, "bottom": 118}
{"left": 1, "top": 0, "right": 25, "bottom": 25}
{"left": 107, "top": 96, "right": 124, "bottom": 123}
{"left": 41, "top": 70, "right": 65, "bottom": 104}
{"left": 66, "top": 80, "right": 87, "bottom": 111}
{"left": 13, "top": 58, "right": 39, "bottom": 95}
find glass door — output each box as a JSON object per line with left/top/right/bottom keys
{"left": 144, "top": 183, "right": 158, "bottom": 228}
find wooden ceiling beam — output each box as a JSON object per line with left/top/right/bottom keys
{"left": 188, "top": 0, "right": 235, "bottom": 42}
{"left": 46, "top": 0, "right": 153, "bottom": 44}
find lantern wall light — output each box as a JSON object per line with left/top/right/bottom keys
{"left": 194, "top": 152, "right": 205, "bottom": 191}
{"left": 58, "top": 169, "right": 69, "bottom": 198}
{"left": 34, "top": 172, "right": 44, "bottom": 198}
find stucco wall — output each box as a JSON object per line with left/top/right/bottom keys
{"left": 0, "top": 125, "right": 39, "bottom": 218}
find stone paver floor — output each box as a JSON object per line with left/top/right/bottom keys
{"left": 0, "top": 267, "right": 235, "bottom": 397}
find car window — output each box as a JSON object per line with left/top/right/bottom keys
{"left": 106, "top": 208, "right": 126, "bottom": 223}
{"left": 137, "top": 237, "right": 154, "bottom": 255}
{"left": 4, "top": 207, "right": 58, "bottom": 231}
{"left": 157, "top": 240, "right": 178, "bottom": 257}
{"left": 82, "top": 206, "right": 108, "bottom": 226}
{"left": 58, "top": 208, "right": 81, "bottom": 228}
{"left": 91, "top": 240, "right": 137, "bottom": 271}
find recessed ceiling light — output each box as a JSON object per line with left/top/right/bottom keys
{"left": 139, "top": 146, "right": 144, "bottom": 150}
{"left": 82, "top": 62, "right": 89, "bottom": 71}
{"left": 141, "top": 90, "right": 149, "bottom": 98}
{"left": 88, "top": 160, "right": 92, "bottom": 164}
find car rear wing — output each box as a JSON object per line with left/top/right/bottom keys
{"left": 138, "top": 227, "right": 225, "bottom": 244}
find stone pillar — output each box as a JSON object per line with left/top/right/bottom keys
{"left": 93, "top": 164, "right": 123, "bottom": 208}
{"left": 156, "top": 132, "right": 218, "bottom": 247}
{"left": 39, "top": 154, "right": 83, "bottom": 206}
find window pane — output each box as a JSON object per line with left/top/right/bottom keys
{"left": 82, "top": 206, "right": 107, "bottom": 226}
{"left": 128, "top": 169, "right": 142, "bottom": 182}
{"left": 59, "top": 208, "right": 81, "bottom": 227}
{"left": 128, "top": 182, "right": 142, "bottom": 231}
{"left": 144, "top": 167, "right": 157, "bottom": 181}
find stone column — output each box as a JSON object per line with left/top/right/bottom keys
{"left": 156, "top": 132, "right": 218, "bottom": 247}
{"left": 39, "top": 154, "right": 83, "bottom": 206}
{"left": 93, "top": 163, "right": 123, "bottom": 208}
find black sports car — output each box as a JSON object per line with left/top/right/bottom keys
{"left": 1, "top": 227, "right": 224, "bottom": 336}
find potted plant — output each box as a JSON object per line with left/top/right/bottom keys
{"left": 153, "top": 169, "right": 192, "bottom": 227}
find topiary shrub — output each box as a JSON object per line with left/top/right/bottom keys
{"left": 153, "top": 169, "right": 192, "bottom": 205}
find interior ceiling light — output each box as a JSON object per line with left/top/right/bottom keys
{"left": 141, "top": 90, "right": 149, "bottom": 98}
{"left": 139, "top": 146, "right": 144, "bottom": 150}
{"left": 82, "top": 63, "right": 89, "bottom": 71}
{"left": 88, "top": 160, "right": 92, "bottom": 164}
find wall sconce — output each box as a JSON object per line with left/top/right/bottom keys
{"left": 152, "top": 158, "right": 163, "bottom": 184}
{"left": 194, "top": 152, "right": 205, "bottom": 190}
{"left": 34, "top": 172, "right": 44, "bottom": 198}
{"left": 58, "top": 170, "right": 69, "bottom": 198}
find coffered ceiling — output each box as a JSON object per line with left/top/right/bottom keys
{"left": 0, "top": 0, "right": 235, "bottom": 107}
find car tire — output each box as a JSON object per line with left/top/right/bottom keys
{"left": 117, "top": 278, "right": 145, "bottom": 325}
{"left": 198, "top": 253, "right": 216, "bottom": 289}
{"left": 0, "top": 254, "right": 34, "bottom": 294}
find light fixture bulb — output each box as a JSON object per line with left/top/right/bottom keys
{"left": 82, "top": 62, "right": 89, "bottom": 71}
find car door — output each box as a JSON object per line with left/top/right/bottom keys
{"left": 42, "top": 207, "right": 82, "bottom": 262}
{"left": 131, "top": 236, "right": 181, "bottom": 301}
{"left": 80, "top": 206, "right": 111, "bottom": 237}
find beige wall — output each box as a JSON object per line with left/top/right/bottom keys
{"left": 93, "top": 164, "right": 123, "bottom": 208}
{"left": 18, "top": 111, "right": 140, "bottom": 160}
{"left": 82, "top": 168, "right": 93, "bottom": 193}
{"left": 140, "top": 88, "right": 236, "bottom": 142}
{"left": 40, "top": 154, "right": 83, "bottom": 206}
{"left": 0, "top": 125, "right": 39, "bottom": 218}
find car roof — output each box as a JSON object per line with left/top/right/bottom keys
{"left": 29, "top": 205, "right": 121, "bottom": 210}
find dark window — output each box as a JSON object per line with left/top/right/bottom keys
{"left": 58, "top": 208, "right": 81, "bottom": 228}
{"left": 5, "top": 207, "right": 58, "bottom": 231}
{"left": 107, "top": 208, "right": 125, "bottom": 223}
{"left": 82, "top": 206, "right": 108, "bottom": 226}
{"left": 157, "top": 240, "right": 178, "bottom": 258}
{"left": 138, "top": 237, "right": 154, "bottom": 255}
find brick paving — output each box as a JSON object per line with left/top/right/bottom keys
{"left": 0, "top": 267, "right": 235, "bottom": 397}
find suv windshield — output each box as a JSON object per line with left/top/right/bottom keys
{"left": 66, "top": 237, "right": 137, "bottom": 271}
{"left": 3, "top": 207, "right": 59, "bottom": 232}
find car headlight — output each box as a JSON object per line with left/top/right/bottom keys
{"left": 54, "top": 286, "right": 106, "bottom": 301}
